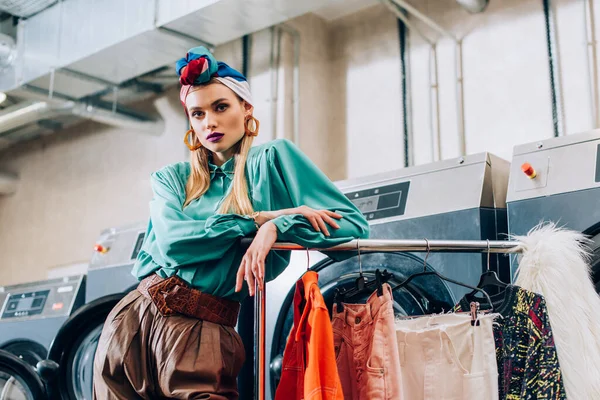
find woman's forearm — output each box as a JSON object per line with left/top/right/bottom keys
{"left": 254, "top": 208, "right": 298, "bottom": 227}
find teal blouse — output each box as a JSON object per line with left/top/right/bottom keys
{"left": 132, "top": 139, "right": 370, "bottom": 301}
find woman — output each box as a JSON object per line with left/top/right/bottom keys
{"left": 93, "top": 46, "right": 369, "bottom": 399}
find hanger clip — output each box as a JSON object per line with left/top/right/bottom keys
{"left": 470, "top": 301, "right": 480, "bottom": 326}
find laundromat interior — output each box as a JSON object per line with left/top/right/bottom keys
{"left": 1, "top": 0, "right": 600, "bottom": 399}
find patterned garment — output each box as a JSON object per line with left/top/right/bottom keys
{"left": 455, "top": 285, "right": 566, "bottom": 399}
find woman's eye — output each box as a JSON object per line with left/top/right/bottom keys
{"left": 192, "top": 111, "right": 204, "bottom": 117}
{"left": 216, "top": 104, "right": 228, "bottom": 112}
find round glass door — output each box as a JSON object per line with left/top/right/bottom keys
{"left": 47, "top": 293, "right": 124, "bottom": 400}
{"left": 1, "top": 341, "right": 47, "bottom": 369}
{"left": 0, "top": 349, "right": 46, "bottom": 400}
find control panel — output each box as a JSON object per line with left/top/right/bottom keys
{"left": 345, "top": 181, "right": 410, "bottom": 221}
{"left": 507, "top": 130, "right": 600, "bottom": 202}
{"left": 89, "top": 223, "right": 147, "bottom": 270}
{"left": 0, "top": 275, "right": 84, "bottom": 321}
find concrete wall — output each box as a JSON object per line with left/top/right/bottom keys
{"left": 1, "top": 0, "right": 599, "bottom": 284}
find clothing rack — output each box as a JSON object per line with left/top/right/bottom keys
{"left": 249, "top": 238, "right": 524, "bottom": 400}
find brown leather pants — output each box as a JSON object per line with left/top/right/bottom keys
{"left": 92, "top": 289, "right": 245, "bottom": 399}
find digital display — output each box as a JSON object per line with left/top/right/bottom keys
{"left": 351, "top": 192, "right": 402, "bottom": 213}
{"left": 351, "top": 195, "right": 379, "bottom": 213}
{"left": 345, "top": 181, "right": 410, "bottom": 221}
{"left": 131, "top": 232, "right": 146, "bottom": 260}
{"left": 14, "top": 297, "right": 34, "bottom": 311}
{"left": 2, "top": 290, "right": 49, "bottom": 319}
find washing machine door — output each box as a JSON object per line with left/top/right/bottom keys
{"left": 46, "top": 293, "right": 124, "bottom": 400}
{"left": 0, "top": 340, "right": 47, "bottom": 369}
{"left": 0, "top": 349, "right": 46, "bottom": 400}
{"left": 268, "top": 251, "right": 455, "bottom": 394}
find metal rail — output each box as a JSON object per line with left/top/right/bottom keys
{"left": 252, "top": 238, "right": 522, "bottom": 399}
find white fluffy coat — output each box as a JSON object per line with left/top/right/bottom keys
{"left": 513, "top": 223, "right": 600, "bottom": 399}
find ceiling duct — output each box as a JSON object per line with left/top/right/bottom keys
{"left": 0, "top": 0, "right": 57, "bottom": 18}
{"left": 456, "top": 0, "right": 489, "bottom": 13}
{"left": 0, "top": 0, "right": 332, "bottom": 150}
{"left": 0, "top": 0, "right": 329, "bottom": 96}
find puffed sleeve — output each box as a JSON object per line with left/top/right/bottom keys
{"left": 265, "top": 139, "right": 369, "bottom": 249}
{"left": 147, "top": 165, "right": 258, "bottom": 269}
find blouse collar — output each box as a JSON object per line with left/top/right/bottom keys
{"left": 208, "top": 156, "right": 235, "bottom": 180}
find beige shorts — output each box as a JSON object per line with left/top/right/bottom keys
{"left": 395, "top": 313, "right": 499, "bottom": 400}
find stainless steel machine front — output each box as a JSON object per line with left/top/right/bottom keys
{"left": 507, "top": 129, "right": 600, "bottom": 288}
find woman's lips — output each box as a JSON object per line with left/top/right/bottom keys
{"left": 207, "top": 132, "right": 224, "bottom": 142}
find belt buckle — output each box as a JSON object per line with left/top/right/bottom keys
{"left": 147, "top": 275, "right": 184, "bottom": 317}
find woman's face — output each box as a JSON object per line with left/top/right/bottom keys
{"left": 186, "top": 83, "right": 252, "bottom": 162}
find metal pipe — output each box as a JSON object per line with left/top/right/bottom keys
{"left": 390, "top": 0, "right": 467, "bottom": 155}
{"left": 253, "top": 283, "right": 266, "bottom": 400}
{"left": 241, "top": 238, "right": 522, "bottom": 253}
{"left": 542, "top": 0, "right": 564, "bottom": 137}
{"left": 270, "top": 26, "right": 280, "bottom": 140}
{"left": 584, "top": 0, "right": 600, "bottom": 128}
{"left": 398, "top": 17, "right": 410, "bottom": 167}
{"left": 455, "top": 39, "right": 466, "bottom": 155}
{"left": 278, "top": 24, "right": 301, "bottom": 146}
{"left": 430, "top": 45, "right": 442, "bottom": 160}
{"left": 0, "top": 101, "right": 72, "bottom": 132}
{"left": 70, "top": 103, "right": 164, "bottom": 134}
{"left": 382, "top": 0, "right": 442, "bottom": 161}
{"left": 2, "top": 87, "right": 164, "bottom": 135}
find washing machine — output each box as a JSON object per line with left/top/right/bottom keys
{"left": 507, "top": 129, "right": 600, "bottom": 288}
{"left": 85, "top": 223, "right": 148, "bottom": 303}
{"left": 0, "top": 275, "right": 85, "bottom": 370}
{"left": 0, "top": 349, "right": 47, "bottom": 399}
{"left": 43, "top": 223, "right": 146, "bottom": 400}
{"left": 255, "top": 152, "right": 511, "bottom": 399}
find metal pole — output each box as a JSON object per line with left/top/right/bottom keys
{"left": 455, "top": 39, "right": 466, "bottom": 155}
{"left": 242, "top": 238, "right": 522, "bottom": 254}
{"left": 254, "top": 283, "right": 266, "bottom": 400}
{"left": 431, "top": 44, "right": 442, "bottom": 161}
{"left": 278, "top": 24, "right": 301, "bottom": 146}
{"left": 585, "top": 0, "right": 600, "bottom": 128}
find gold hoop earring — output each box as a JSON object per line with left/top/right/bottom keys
{"left": 183, "top": 129, "right": 202, "bottom": 151}
{"left": 244, "top": 115, "right": 260, "bottom": 137}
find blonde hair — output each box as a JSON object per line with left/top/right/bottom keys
{"left": 183, "top": 80, "right": 255, "bottom": 215}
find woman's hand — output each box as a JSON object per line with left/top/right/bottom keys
{"left": 235, "top": 221, "right": 278, "bottom": 296}
{"left": 289, "top": 206, "right": 342, "bottom": 236}
{"left": 256, "top": 206, "right": 342, "bottom": 236}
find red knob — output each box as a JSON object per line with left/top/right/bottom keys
{"left": 521, "top": 163, "right": 537, "bottom": 179}
{"left": 94, "top": 244, "right": 107, "bottom": 253}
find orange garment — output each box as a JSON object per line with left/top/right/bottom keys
{"left": 275, "top": 271, "right": 344, "bottom": 400}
